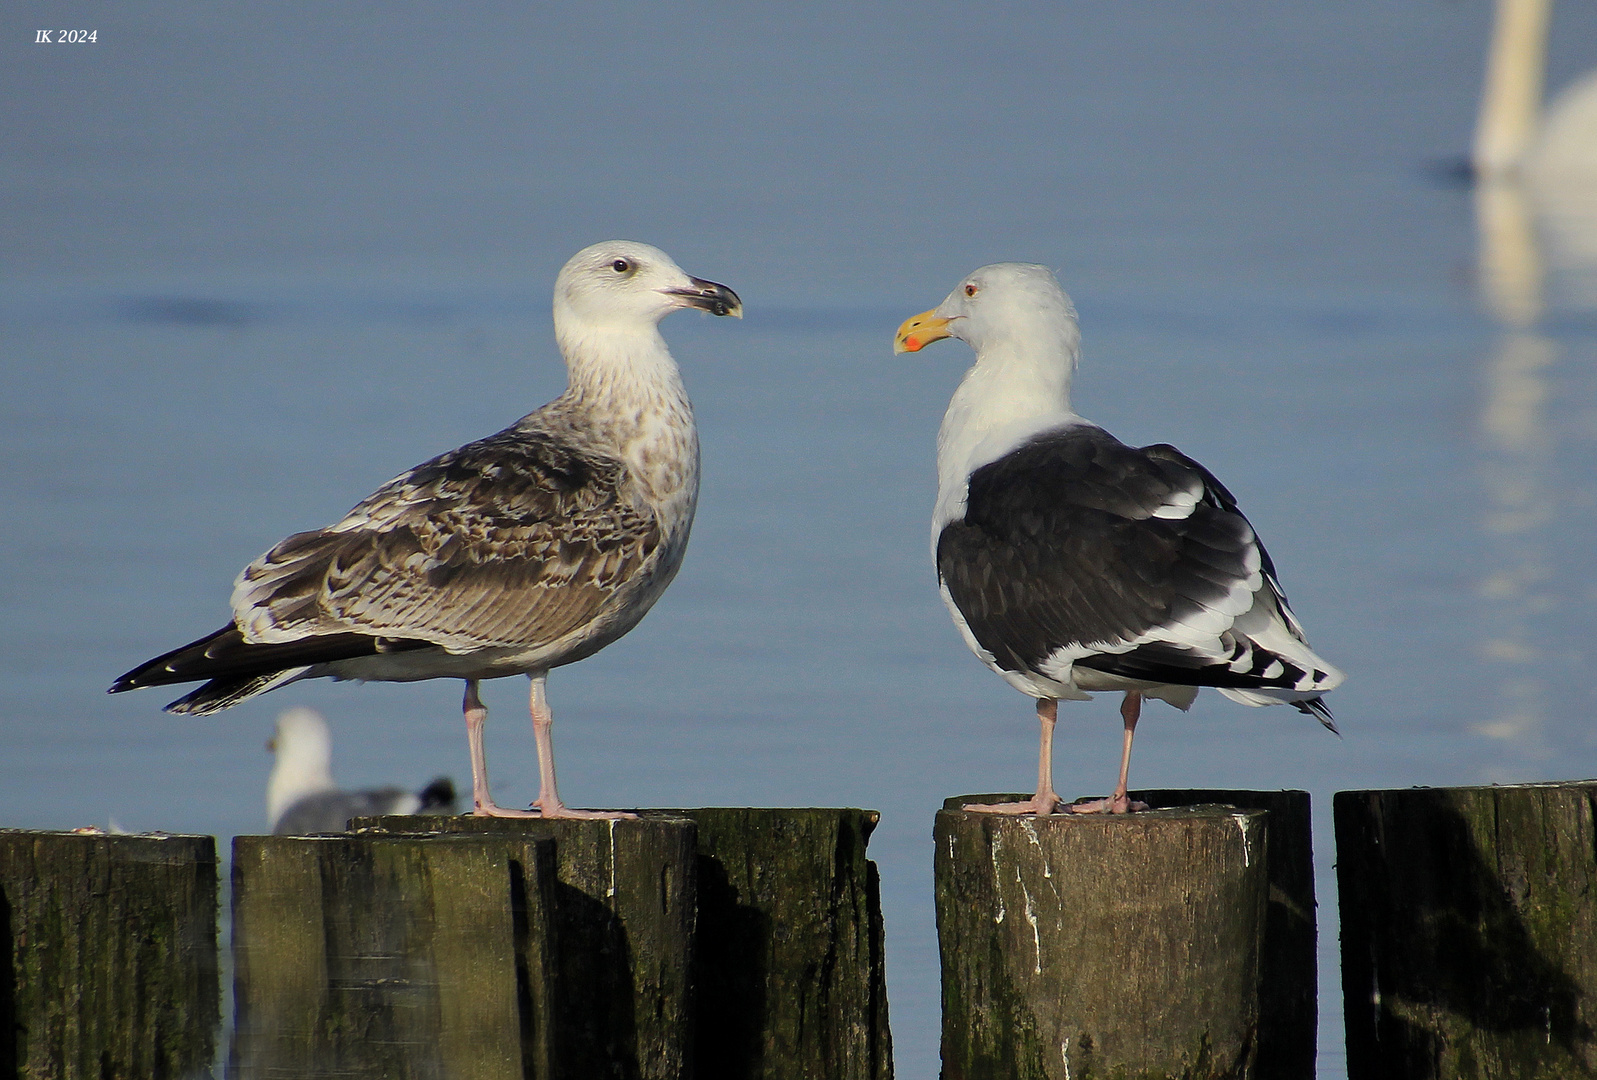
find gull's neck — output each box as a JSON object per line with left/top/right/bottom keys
{"left": 557, "top": 321, "right": 687, "bottom": 405}
{"left": 934, "top": 326, "right": 1085, "bottom": 532}
{"left": 553, "top": 319, "right": 699, "bottom": 509}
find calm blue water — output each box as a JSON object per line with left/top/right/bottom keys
{"left": 5, "top": 4, "right": 1596, "bottom": 1076}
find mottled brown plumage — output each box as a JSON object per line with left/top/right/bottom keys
{"left": 112, "top": 241, "right": 741, "bottom": 818}
{"left": 239, "top": 422, "right": 666, "bottom": 656}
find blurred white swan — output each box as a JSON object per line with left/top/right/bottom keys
{"left": 1470, "top": 0, "right": 1594, "bottom": 762}
{"left": 1473, "top": 0, "right": 1597, "bottom": 321}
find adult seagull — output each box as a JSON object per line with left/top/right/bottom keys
{"left": 112, "top": 241, "right": 741, "bottom": 819}
{"left": 894, "top": 262, "right": 1342, "bottom": 815}
{"left": 266, "top": 707, "right": 456, "bottom": 834}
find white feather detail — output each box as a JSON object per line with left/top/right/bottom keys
{"left": 1150, "top": 482, "right": 1202, "bottom": 520}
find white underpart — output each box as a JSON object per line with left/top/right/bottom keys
{"left": 266, "top": 707, "right": 338, "bottom": 829}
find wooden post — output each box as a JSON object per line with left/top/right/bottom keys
{"left": 1335, "top": 782, "right": 1597, "bottom": 1079}
{"left": 680, "top": 807, "right": 893, "bottom": 1080}
{"left": 935, "top": 796, "right": 1269, "bottom": 1080}
{"left": 351, "top": 813, "right": 697, "bottom": 1080}
{"left": 0, "top": 830, "right": 219, "bottom": 1080}
{"left": 1134, "top": 789, "right": 1317, "bottom": 1080}
{"left": 229, "top": 831, "right": 554, "bottom": 1079}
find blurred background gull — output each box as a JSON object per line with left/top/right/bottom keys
{"left": 267, "top": 707, "right": 457, "bottom": 835}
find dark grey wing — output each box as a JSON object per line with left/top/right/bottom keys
{"left": 936, "top": 426, "right": 1274, "bottom": 687}
{"left": 1139, "top": 442, "right": 1286, "bottom": 592}
{"left": 1094, "top": 443, "right": 1339, "bottom": 718}
{"left": 272, "top": 788, "right": 414, "bottom": 834}
{"left": 232, "top": 423, "right": 663, "bottom": 652}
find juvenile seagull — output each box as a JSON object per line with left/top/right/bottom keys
{"left": 895, "top": 263, "right": 1342, "bottom": 815}
{"left": 112, "top": 241, "right": 741, "bottom": 819}
{"left": 267, "top": 707, "right": 456, "bottom": 834}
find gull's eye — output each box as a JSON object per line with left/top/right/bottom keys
{"left": 964, "top": 283, "right": 978, "bottom": 297}
{"left": 612, "top": 259, "right": 632, "bottom": 273}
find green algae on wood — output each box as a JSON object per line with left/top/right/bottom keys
{"left": 351, "top": 812, "right": 696, "bottom": 1080}
{"left": 935, "top": 796, "right": 1269, "bottom": 1080}
{"left": 229, "top": 831, "right": 553, "bottom": 1079}
{"left": 0, "top": 830, "right": 219, "bottom": 1080}
{"left": 1335, "top": 782, "right": 1597, "bottom": 1079}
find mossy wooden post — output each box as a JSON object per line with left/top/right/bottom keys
{"left": 1335, "top": 782, "right": 1597, "bottom": 1079}
{"left": 0, "top": 830, "right": 219, "bottom": 1080}
{"left": 1134, "top": 789, "right": 1317, "bottom": 1080}
{"left": 229, "top": 831, "right": 556, "bottom": 1079}
{"left": 935, "top": 795, "right": 1269, "bottom": 1080}
{"left": 353, "top": 813, "right": 697, "bottom": 1080}
{"left": 681, "top": 807, "right": 892, "bottom": 1080}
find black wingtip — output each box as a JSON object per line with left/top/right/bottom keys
{"left": 1296, "top": 696, "right": 1340, "bottom": 736}
{"left": 108, "top": 624, "right": 241, "bottom": 695}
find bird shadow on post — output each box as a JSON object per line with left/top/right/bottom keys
{"left": 680, "top": 807, "right": 892, "bottom": 1080}
{"left": 507, "top": 850, "right": 557, "bottom": 1079}
{"left": 1336, "top": 784, "right": 1597, "bottom": 1079}
{"left": 691, "top": 851, "right": 771, "bottom": 1077}
{"left": 544, "top": 879, "right": 643, "bottom": 1079}
{"left": 1134, "top": 789, "right": 1317, "bottom": 1080}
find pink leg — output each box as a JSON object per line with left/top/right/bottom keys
{"left": 465, "top": 679, "right": 539, "bottom": 818}
{"left": 528, "top": 675, "right": 634, "bottom": 821}
{"left": 965, "top": 698, "right": 1063, "bottom": 816}
{"left": 1070, "top": 691, "right": 1151, "bottom": 815}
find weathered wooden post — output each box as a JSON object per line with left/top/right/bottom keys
{"left": 233, "top": 809, "right": 889, "bottom": 1079}
{"left": 351, "top": 813, "right": 697, "bottom": 1080}
{"left": 935, "top": 795, "right": 1269, "bottom": 1080}
{"left": 1335, "top": 782, "right": 1597, "bottom": 1079}
{"left": 229, "top": 830, "right": 555, "bottom": 1079}
{"left": 1134, "top": 789, "right": 1317, "bottom": 1079}
{"left": 0, "top": 830, "right": 219, "bottom": 1080}
{"left": 681, "top": 807, "right": 892, "bottom": 1080}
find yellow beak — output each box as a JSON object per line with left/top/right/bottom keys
{"left": 894, "top": 309, "right": 953, "bottom": 354}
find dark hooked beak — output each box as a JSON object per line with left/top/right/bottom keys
{"left": 665, "top": 277, "right": 743, "bottom": 318}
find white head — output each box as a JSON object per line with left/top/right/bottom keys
{"left": 266, "top": 707, "right": 336, "bottom": 828}
{"left": 894, "top": 262, "right": 1079, "bottom": 363}
{"left": 552, "top": 240, "right": 741, "bottom": 340}
{"left": 895, "top": 262, "right": 1089, "bottom": 532}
